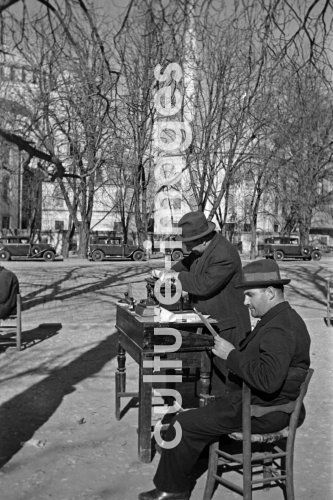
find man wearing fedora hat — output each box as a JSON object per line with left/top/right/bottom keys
{"left": 140, "top": 259, "right": 310, "bottom": 500}
{"left": 152, "top": 210, "right": 251, "bottom": 395}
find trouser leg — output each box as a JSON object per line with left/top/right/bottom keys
{"left": 210, "top": 327, "right": 239, "bottom": 396}
{"left": 154, "top": 398, "right": 241, "bottom": 493}
{"left": 210, "top": 357, "right": 228, "bottom": 396}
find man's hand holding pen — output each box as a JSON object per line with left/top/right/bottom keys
{"left": 212, "top": 336, "right": 235, "bottom": 360}
{"left": 151, "top": 269, "right": 179, "bottom": 282}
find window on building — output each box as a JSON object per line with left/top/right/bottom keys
{"left": 2, "top": 174, "right": 10, "bottom": 202}
{"left": 52, "top": 185, "right": 64, "bottom": 208}
{"left": 3, "top": 65, "right": 10, "bottom": 79}
{"left": 113, "top": 222, "right": 123, "bottom": 233}
{"left": 55, "top": 220, "right": 64, "bottom": 231}
{"left": 25, "top": 69, "right": 33, "bottom": 83}
{"left": 10, "top": 66, "right": 15, "bottom": 81}
{"left": 2, "top": 216, "right": 10, "bottom": 229}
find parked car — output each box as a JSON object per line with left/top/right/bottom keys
{"left": 263, "top": 236, "right": 321, "bottom": 261}
{"left": 88, "top": 236, "right": 144, "bottom": 261}
{"left": 0, "top": 236, "right": 57, "bottom": 261}
{"left": 159, "top": 237, "right": 189, "bottom": 262}
{"left": 161, "top": 236, "right": 242, "bottom": 261}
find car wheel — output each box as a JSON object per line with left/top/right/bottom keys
{"left": 171, "top": 249, "right": 184, "bottom": 261}
{"left": 43, "top": 250, "right": 55, "bottom": 262}
{"left": 92, "top": 249, "right": 105, "bottom": 261}
{"left": 0, "top": 249, "right": 11, "bottom": 261}
{"left": 301, "top": 247, "right": 311, "bottom": 257}
{"left": 311, "top": 250, "right": 321, "bottom": 261}
{"left": 274, "top": 250, "right": 284, "bottom": 261}
{"left": 132, "top": 250, "right": 144, "bottom": 261}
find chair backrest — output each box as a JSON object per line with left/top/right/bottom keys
{"left": 242, "top": 368, "right": 314, "bottom": 438}
{"left": 285, "top": 368, "right": 314, "bottom": 437}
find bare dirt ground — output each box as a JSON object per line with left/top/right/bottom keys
{"left": 0, "top": 256, "right": 332, "bottom": 500}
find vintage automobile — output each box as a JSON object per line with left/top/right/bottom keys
{"left": 88, "top": 236, "right": 144, "bottom": 261}
{"left": 157, "top": 234, "right": 191, "bottom": 261}
{"left": 263, "top": 236, "right": 322, "bottom": 261}
{"left": 161, "top": 235, "right": 242, "bottom": 261}
{"left": 163, "top": 243, "right": 189, "bottom": 262}
{"left": 0, "top": 236, "right": 57, "bottom": 261}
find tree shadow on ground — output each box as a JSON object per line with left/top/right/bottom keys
{"left": 0, "top": 332, "right": 118, "bottom": 468}
{"left": 285, "top": 264, "right": 329, "bottom": 308}
{"left": 20, "top": 265, "right": 151, "bottom": 312}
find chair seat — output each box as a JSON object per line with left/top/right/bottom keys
{"left": 0, "top": 294, "right": 22, "bottom": 351}
{"left": 229, "top": 426, "right": 289, "bottom": 443}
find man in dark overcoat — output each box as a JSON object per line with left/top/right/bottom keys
{"left": 0, "top": 266, "right": 19, "bottom": 319}
{"left": 140, "top": 259, "right": 311, "bottom": 500}
{"left": 152, "top": 211, "right": 251, "bottom": 394}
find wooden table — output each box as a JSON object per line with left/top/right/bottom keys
{"left": 115, "top": 303, "right": 215, "bottom": 463}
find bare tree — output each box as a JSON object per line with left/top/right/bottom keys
{"left": 0, "top": 3, "right": 118, "bottom": 256}
{"left": 271, "top": 66, "right": 333, "bottom": 244}
{"left": 184, "top": 4, "right": 274, "bottom": 228}
{"left": 113, "top": 0, "right": 191, "bottom": 244}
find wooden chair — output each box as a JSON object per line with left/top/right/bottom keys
{"left": 203, "top": 368, "right": 314, "bottom": 500}
{"left": 0, "top": 293, "right": 22, "bottom": 351}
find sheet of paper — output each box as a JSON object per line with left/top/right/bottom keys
{"left": 159, "top": 307, "right": 209, "bottom": 323}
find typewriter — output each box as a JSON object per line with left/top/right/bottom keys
{"left": 134, "top": 276, "right": 192, "bottom": 317}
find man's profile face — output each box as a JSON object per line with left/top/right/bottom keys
{"left": 244, "top": 288, "right": 270, "bottom": 318}
{"left": 185, "top": 239, "right": 205, "bottom": 255}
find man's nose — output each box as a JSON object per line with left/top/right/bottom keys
{"left": 244, "top": 295, "right": 250, "bottom": 306}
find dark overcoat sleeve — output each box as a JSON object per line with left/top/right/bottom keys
{"left": 177, "top": 248, "right": 237, "bottom": 297}
{"left": 226, "top": 325, "right": 295, "bottom": 394}
{"left": 172, "top": 253, "right": 197, "bottom": 272}
{"left": 0, "top": 269, "right": 20, "bottom": 319}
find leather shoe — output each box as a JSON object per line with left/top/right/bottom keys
{"left": 138, "top": 488, "right": 190, "bottom": 500}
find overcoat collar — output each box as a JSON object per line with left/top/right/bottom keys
{"left": 197, "top": 232, "right": 219, "bottom": 261}
{"left": 239, "top": 301, "right": 291, "bottom": 350}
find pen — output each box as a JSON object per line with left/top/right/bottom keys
{"left": 193, "top": 307, "right": 219, "bottom": 338}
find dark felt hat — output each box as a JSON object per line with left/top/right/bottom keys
{"left": 178, "top": 211, "right": 216, "bottom": 242}
{"left": 235, "top": 259, "right": 291, "bottom": 289}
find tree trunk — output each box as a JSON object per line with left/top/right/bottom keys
{"left": 249, "top": 174, "right": 263, "bottom": 260}
{"left": 298, "top": 208, "right": 312, "bottom": 245}
{"left": 61, "top": 220, "right": 75, "bottom": 258}
{"left": 78, "top": 221, "right": 90, "bottom": 258}
{"left": 250, "top": 223, "right": 257, "bottom": 260}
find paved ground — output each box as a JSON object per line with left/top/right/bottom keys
{"left": 0, "top": 256, "right": 332, "bottom": 500}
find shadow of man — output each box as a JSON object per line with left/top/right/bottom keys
{"left": 0, "top": 332, "right": 118, "bottom": 468}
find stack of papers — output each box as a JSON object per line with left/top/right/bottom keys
{"left": 159, "top": 307, "right": 210, "bottom": 323}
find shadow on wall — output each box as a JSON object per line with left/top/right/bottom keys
{"left": 0, "top": 331, "right": 118, "bottom": 468}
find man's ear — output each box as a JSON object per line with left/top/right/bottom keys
{"left": 266, "top": 286, "right": 276, "bottom": 300}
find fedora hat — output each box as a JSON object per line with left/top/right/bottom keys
{"left": 178, "top": 211, "right": 216, "bottom": 242}
{"left": 236, "top": 259, "right": 290, "bottom": 289}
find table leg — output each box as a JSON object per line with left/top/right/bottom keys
{"left": 138, "top": 359, "right": 153, "bottom": 463}
{"left": 199, "top": 349, "right": 212, "bottom": 406}
{"left": 115, "top": 343, "right": 126, "bottom": 420}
